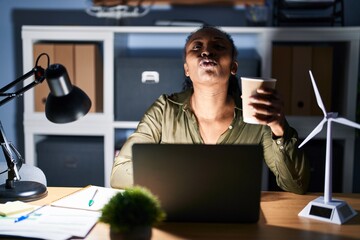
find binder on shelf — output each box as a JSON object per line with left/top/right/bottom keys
{"left": 54, "top": 44, "right": 75, "bottom": 82}
{"left": 291, "top": 46, "right": 313, "bottom": 115}
{"left": 33, "top": 43, "right": 55, "bottom": 112}
{"left": 271, "top": 45, "right": 293, "bottom": 115}
{"left": 75, "top": 44, "right": 103, "bottom": 113}
{"left": 311, "top": 46, "right": 333, "bottom": 115}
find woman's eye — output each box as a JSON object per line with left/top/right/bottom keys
{"left": 214, "top": 44, "right": 226, "bottom": 50}
{"left": 192, "top": 44, "right": 201, "bottom": 50}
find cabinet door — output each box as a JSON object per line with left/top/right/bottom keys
{"left": 272, "top": 43, "right": 333, "bottom": 116}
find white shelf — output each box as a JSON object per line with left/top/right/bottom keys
{"left": 22, "top": 26, "right": 360, "bottom": 191}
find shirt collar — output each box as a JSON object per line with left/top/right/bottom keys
{"left": 167, "top": 88, "right": 242, "bottom": 113}
{"left": 167, "top": 88, "right": 193, "bottom": 108}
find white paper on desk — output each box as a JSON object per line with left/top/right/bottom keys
{"left": 0, "top": 206, "right": 100, "bottom": 240}
{"left": 0, "top": 231, "right": 71, "bottom": 240}
{"left": 51, "top": 185, "right": 123, "bottom": 211}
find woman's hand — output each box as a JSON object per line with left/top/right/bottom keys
{"left": 249, "top": 87, "right": 286, "bottom": 137}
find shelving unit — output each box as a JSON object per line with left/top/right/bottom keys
{"left": 22, "top": 26, "right": 360, "bottom": 191}
{"left": 93, "top": 0, "right": 265, "bottom": 5}
{"left": 273, "top": 0, "right": 344, "bottom": 26}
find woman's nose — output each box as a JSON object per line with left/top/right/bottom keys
{"left": 201, "top": 51, "right": 209, "bottom": 57}
{"left": 201, "top": 49, "right": 212, "bottom": 57}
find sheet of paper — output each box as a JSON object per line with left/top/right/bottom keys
{"left": 51, "top": 185, "right": 124, "bottom": 211}
{"left": 0, "top": 205, "right": 100, "bottom": 240}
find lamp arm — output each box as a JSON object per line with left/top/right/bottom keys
{"left": 0, "top": 121, "right": 23, "bottom": 188}
{"left": 0, "top": 53, "right": 48, "bottom": 189}
{"left": 0, "top": 66, "right": 45, "bottom": 107}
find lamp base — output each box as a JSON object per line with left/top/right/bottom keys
{"left": 298, "top": 196, "right": 357, "bottom": 224}
{"left": 0, "top": 181, "right": 47, "bottom": 203}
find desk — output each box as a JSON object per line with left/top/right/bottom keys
{"left": 32, "top": 188, "right": 360, "bottom": 240}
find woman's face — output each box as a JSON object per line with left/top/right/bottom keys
{"left": 184, "top": 28, "right": 238, "bottom": 89}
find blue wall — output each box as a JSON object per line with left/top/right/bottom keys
{"left": 0, "top": 0, "right": 244, "bottom": 153}
{"left": 0, "top": 0, "right": 359, "bottom": 157}
{"left": 0, "top": 0, "right": 87, "bottom": 155}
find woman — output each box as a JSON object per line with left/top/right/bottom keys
{"left": 111, "top": 26, "right": 310, "bottom": 194}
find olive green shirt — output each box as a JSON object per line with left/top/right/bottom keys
{"left": 111, "top": 89, "right": 310, "bottom": 194}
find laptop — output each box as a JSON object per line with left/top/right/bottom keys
{"left": 132, "top": 144, "right": 263, "bottom": 223}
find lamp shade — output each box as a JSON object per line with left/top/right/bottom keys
{"left": 44, "top": 64, "right": 92, "bottom": 123}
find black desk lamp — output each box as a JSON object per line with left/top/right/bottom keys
{"left": 0, "top": 53, "right": 91, "bottom": 203}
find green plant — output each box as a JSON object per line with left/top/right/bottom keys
{"left": 99, "top": 186, "right": 166, "bottom": 233}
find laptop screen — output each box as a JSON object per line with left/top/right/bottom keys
{"left": 132, "top": 144, "right": 263, "bottom": 223}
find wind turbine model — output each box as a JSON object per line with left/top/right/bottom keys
{"left": 298, "top": 70, "right": 359, "bottom": 224}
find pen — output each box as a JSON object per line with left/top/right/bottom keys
{"left": 14, "top": 205, "right": 46, "bottom": 223}
{"left": 88, "top": 189, "right": 98, "bottom": 207}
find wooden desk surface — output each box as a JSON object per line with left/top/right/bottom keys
{"left": 32, "top": 188, "right": 360, "bottom": 240}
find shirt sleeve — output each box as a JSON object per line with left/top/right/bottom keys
{"left": 262, "top": 120, "right": 310, "bottom": 194}
{"left": 110, "top": 95, "right": 166, "bottom": 189}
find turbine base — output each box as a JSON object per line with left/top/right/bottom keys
{"left": 298, "top": 196, "right": 357, "bottom": 224}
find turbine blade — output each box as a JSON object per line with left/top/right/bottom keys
{"left": 298, "top": 118, "right": 327, "bottom": 148}
{"left": 332, "top": 117, "right": 360, "bottom": 130}
{"left": 309, "top": 70, "right": 327, "bottom": 116}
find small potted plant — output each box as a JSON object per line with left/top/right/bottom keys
{"left": 99, "top": 186, "right": 166, "bottom": 240}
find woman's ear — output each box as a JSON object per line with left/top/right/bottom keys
{"left": 184, "top": 63, "right": 189, "bottom": 77}
{"left": 231, "top": 61, "right": 238, "bottom": 75}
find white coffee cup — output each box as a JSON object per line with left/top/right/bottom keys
{"left": 241, "top": 77, "right": 277, "bottom": 124}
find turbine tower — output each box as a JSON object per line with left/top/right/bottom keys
{"left": 298, "top": 71, "right": 359, "bottom": 224}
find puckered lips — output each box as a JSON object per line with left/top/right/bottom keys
{"left": 199, "top": 58, "right": 217, "bottom": 69}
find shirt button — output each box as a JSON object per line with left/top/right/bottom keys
{"left": 229, "top": 125, "right": 233, "bottom": 130}
{"left": 182, "top": 104, "right": 187, "bottom": 112}
{"left": 276, "top": 140, "right": 281, "bottom": 145}
{"left": 279, "top": 145, "right": 284, "bottom": 150}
